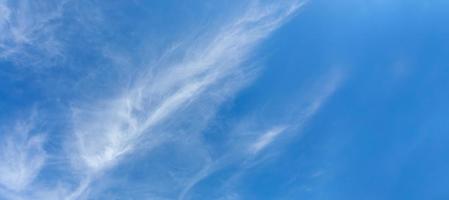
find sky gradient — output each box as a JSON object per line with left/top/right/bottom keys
{"left": 1, "top": 0, "right": 449, "bottom": 200}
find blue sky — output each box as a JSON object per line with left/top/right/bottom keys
{"left": 1, "top": 0, "right": 449, "bottom": 199}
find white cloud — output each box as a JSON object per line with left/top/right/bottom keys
{"left": 249, "top": 126, "right": 288, "bottom": 155}
{"left": 296, "top": 68, "right": 344, "bottom": 125}
{"left": 70, "top": 0, "right": 304, "bottom": 173}
{"left": 0, "top": 119, "right": 47, "bottom": 193}
{"left": 66, "top": 1, "right": 305, "bottom": 199}
{"left": 177, "top": 68, "right": 345, "bottom": 199}
{"left": 0, "top": 0, "right": 68, "bottom": 63}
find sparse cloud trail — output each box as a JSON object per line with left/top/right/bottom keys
{"left": 2, "top": 0, "right": 446, "bottom": 199}
{"left": 0, "top": 1, "right": 309, "bottom": 199}
{"left": 67, "top": 1, "right": 305, "bottom": 199}
{"left": 177, "top": 68, "right": 345, "bottom": 199}
{"left": 0, "top": 0, "right": 69, "bottom": 64}
{"left": 249, "top": 126, "right": 288, "bottom": 155}
{"left": 0, "top": 118, "right": 47, "bottom": 198}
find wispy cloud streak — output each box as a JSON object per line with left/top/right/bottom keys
{"left": 0, "top": 119, "right": 47, "bottom": 194}
{"left": 68, "top": 0, "right": 304, "bottom": 199}
{"left": 178, "top": 68, "right": 345, "bottom": 199}
{"left": 249, "top": 126, "right": 288, "bottom": 155}
{"left": 0, "top": 0, "right": 68, "bottom": 63}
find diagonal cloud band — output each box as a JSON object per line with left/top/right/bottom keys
{"left": 67, "top": 1, "right": 305, "bottom": 199}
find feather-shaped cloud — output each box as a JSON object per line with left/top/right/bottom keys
{"left": 67, "top": 1, "right": 305, "bottom": 199}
